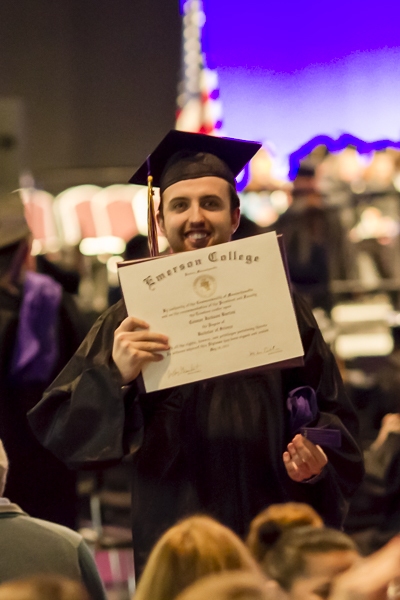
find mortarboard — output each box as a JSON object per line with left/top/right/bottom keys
{"left": 129, "top": 130, "right": 261, "bottom": 257}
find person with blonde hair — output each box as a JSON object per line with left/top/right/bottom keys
{"left": 175, "top": 571, "right": 279, "bottom": 600}
{"left": 134, "top": 515, "right": 261, "bottom": 600}
{"left": 0, "top": 574, "right": 89, "bottom": 600}
{"left": 247, "top": 502, "right": 323, "bottom": 563}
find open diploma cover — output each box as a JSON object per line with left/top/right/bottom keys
{"left": 118, "top": 232, "right": 304, "bottom": 392}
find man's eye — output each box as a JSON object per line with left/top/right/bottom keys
{"left": 203, "top": 199, "right": 220, "bottom": 209}
{"left": 171, "top": 201, "right": 187, "bottom": 211}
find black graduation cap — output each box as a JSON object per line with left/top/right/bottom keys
{"left": 128, "top": 130, "right": 261, "bottom": 257}
{"left": 129, "top": 130, "right": 261, "bottom": 192}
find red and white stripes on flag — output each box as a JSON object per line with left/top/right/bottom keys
{"left": 176, "top": 0, "right": 224, "bottom": 136}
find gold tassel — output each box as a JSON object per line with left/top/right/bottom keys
{"left": 147, "top": 175, "right": 159, "bottom": 257}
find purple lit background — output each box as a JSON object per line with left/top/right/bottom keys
{"left": 198, "top": 0, "right": 400, "bottom": 178}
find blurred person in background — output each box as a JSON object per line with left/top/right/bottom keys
{"left": 175, "top": 571, "right": 278, "bottom": 600}
{"left": 273, "top": 161, "right": 356, "bottom": 313}
{"left": 0, "top": 440, "right": 106, "bottom": 600}
{"left": 343, "top": 324, "right": 400, "bottom": 553}
{"left": 341, "top": 324, "right": 400, "bottom": 451}
{"left": 320, "top": 147, "right": 400, "bottom": 299}
{"left": 272, "top": 165, "right": 332, "bottom": 313}
{"left": 0, "top": 190, "right": 85, "bottom": 527}
{"left": 0, "top": 575, "right": 89, "bottom": 600}
{"left": 260, "top": 525, "right": 359, "bottom": 600}
{"left": 134, "top": 515, "right": 261, "bottom": 600}
{"left": 108, "top": 233, "right": 150, "bottom": 306}
{"left": 246, "top": 502, "right": 323, "bottom": 564}
{"left": 35, "top": 253, "right": 81, "bottom": 296}
{"left": 345, "top": 412, "right": 400, "bottom": 555}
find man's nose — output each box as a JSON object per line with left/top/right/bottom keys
{"left": 188, "top": 202, "right": 205, "bottom": 223}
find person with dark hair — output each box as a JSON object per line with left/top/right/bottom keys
{"left": 345, "top": 412, "right": 400, "bottom": 554}
{"left": 0, "top": 190, "right": 85, "bottom": 527}
{"left": 272, "top": 163, "right": 352, "bottom": 314}
{"left": 246, "top": 502, "right": 323, "bottom": 564}
{"left": 261, "top": 526, "right": 359, "bottom": 600}
{"left": 108, "top": 234, "right": 150, "bottom": 306}
{"left": 29, "top": 131, "right": 363, "bottom": 577}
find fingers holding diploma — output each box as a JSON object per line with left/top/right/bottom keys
{"left": 283, "top": 434, "right": 328, "bottom": 482}
{"left": 112, "top": 316, "right": 170, "bottom": 385}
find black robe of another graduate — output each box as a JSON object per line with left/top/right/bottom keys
{"left": 28, "top": 294, "right": 363, "bottom": 575}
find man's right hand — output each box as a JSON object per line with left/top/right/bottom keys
{"left": 112, "top": 316, "right": 170, "bottom": 385}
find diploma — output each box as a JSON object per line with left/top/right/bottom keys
{"left": 118, "top": 231, "right": 304, "bottom": 392}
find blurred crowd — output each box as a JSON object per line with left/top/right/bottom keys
{"left": 1, "top": 437, "right": 400, "bottom": 600}
{"left": 244, "top": 146, "right": 400, "bottom": 312}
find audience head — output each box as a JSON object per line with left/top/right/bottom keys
{"left": 262, "top": 526, "right": 359, "bottom": 600}
{"left": 0, "top": 440, "right": 9, "bottom": 497}
{"left": 124, "top": 234, "right": 150, "bottom": 261}
{"left": 0, "top": 190, "right": 31, "bottom": 284}
{"left": 134, "top": 515, "right": 261, "bottom": 600}
{"left": 247, "top": 502, "right": 323, "bottom": 563}
{"left": 175, "top": 571, "right": 275, "bottom": 600}
{"left": 0, "top": 575, "right": 89, "bottom": 600}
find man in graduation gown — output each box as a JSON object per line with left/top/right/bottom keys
{"left": 28, "top": 131, "right": 364, "bottom": 576}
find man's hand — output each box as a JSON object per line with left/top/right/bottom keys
{"left": 112, "top": 316, "right": 170, "bottom": 385}
{"left": 283, "top": 434, "right": 328, "bottom": 482}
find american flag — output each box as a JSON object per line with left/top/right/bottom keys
{"left": 176, "top": 0, "right": 224, "bottom": 136}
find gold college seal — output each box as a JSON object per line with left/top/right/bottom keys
{"left": 194, "top": 275, "right": 217, "bottom": 298}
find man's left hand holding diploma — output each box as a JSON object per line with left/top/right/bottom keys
{"left": 112, "top": 317, "right": 170, "bottom": 384}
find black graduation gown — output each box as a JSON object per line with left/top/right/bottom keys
{"left": 28, "top": 294, "right": 364, "bottom": 574}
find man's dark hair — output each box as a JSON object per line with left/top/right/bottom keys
{"left": 229, "top": 184, "right": 240, "bottom": 212}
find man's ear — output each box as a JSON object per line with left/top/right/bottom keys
{"left": 231, "top": 207, "right": 241, "bottom": 235}
{"left": 156, "top": 211, "right": 166, "bottom": 237}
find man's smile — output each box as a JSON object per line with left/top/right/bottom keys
{"left": 184, "top": 230, "right": 211, "bottom": 248}
{"left": 184, "top": 231, "right": 209, "bottom": 240}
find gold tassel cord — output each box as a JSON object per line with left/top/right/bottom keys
{"left": 147, "top": 175, "right": 159, "bottom": 257}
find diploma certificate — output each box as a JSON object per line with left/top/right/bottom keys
{"left": 118, "top": 232, "right": 304, "bottom": 392}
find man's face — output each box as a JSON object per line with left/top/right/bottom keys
{"left": 289, "top": 550, "right": 359, "bottom": 600}
{"left": 157, "top": 176, "right": 240, "bottom": 253}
